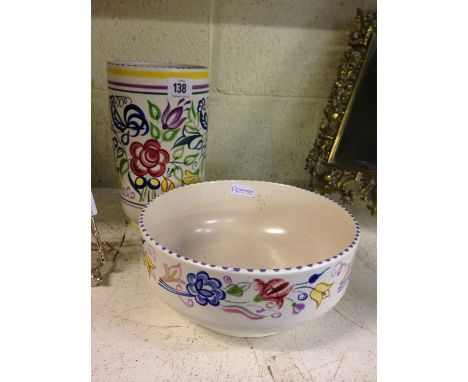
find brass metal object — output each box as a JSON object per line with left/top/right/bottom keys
{"left": 91, "top": 217, "right": 117, "bottom": 287}
{"left": 306, "top": 9, "right": 377, "bottom": 214}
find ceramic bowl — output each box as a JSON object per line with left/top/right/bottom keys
{"left": 139, "top": 180, "right": 360, "bottom": 337}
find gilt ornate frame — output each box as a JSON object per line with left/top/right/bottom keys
{"left": 306, "top": 9, "right": 377, "bottom": 214}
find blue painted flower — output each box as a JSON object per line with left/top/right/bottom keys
{"left": 186, "top": 271, "right": 225, "bottom": 306}
{"left": 197, "top": 98, "right": 208, "bottom": 130}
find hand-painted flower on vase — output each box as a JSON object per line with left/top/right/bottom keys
{"left": 186, "top": 271, "right": 226, "bottom": 306}
{"left": 161, "top": 101, "right": 186, "bottom": 130}
{"left": 161, "top": 177, "right": 175, "bottom": 192}
{"left": 148, "top": 178, "right": 161, "bottom": 190}
{"left": 253, "top": 278, "right": 292, "bottom": 308}
{"left": 134, "top": 176, "right": 147, "bottom": 189}
{"left": 130, "top": 140, "right": 170, "bottom": 177}
{"left": 197, "top": 98, "right": 208, "bottom": 130}
{"left": 183, "top": 170, "right": 201, "bottom": 185}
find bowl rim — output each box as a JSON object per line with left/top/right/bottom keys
{"left": 138, "top": 180, "right": 361, "bottom": 274}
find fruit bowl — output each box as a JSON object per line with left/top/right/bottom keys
{"left": 139, "top": 180, "right": 360, "bottom": 337}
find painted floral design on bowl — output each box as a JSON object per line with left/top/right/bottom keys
{"left": 153, "top": 258, "right": 353, "bottom": 320}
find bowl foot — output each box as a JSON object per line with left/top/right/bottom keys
{"left": 201, "top": 325, "right": 280, "bottom": 338}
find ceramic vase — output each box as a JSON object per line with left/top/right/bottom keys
{"left": 107, "top": 61, "right": 209, "bottom": 226}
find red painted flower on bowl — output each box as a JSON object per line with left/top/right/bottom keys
{"left": 254, "top": 278, "right": 292, "bottom": 308}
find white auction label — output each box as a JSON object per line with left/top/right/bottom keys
{"left": 168, "top": 78, "right": 193, "bottom": 98}
{"left": 231, "top": 184, "right": 255, "bottom": 198}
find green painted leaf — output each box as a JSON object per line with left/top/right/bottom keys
{"left": 237, "top": 282, "right": 251, "bottom": 291}
{"left": 172, "top": 146, "right": 184, "bottom": 160}
{"left": 185, "top": 124, "right": 197, "bottom": 132}
{"left": 150, "top": 122, "right": 161, "bottom": 140}
{"left": 162, "top": 128, "right": 180, "bottom": 142}
{"left": 148, "top": 100, "right": 161, "bottom": 120}
{"left": 119, "top": 158, "right": 129, "bottom": 176}
{"left": 253, "top": 294, "right": 262, "bottom": 303}
{"left": 183, "top": 153, "right": 198, "bottom": 166}
{"left": 173, "top": 134, "right": 198, "bottom": 148}
{"left": 198, "top": 155, "right": 206, "bottom": 174}
{"left": 172, "top": 166, "right": 184, "bottom": 182}
{"left": 191, "top": 102, "right": 197, "bottom": 120}
{"left": 226, "top": 285, "right": 244, "bottom": 297}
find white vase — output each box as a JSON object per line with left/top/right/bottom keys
{"left": 107, "top": 61, "right": 209, "bottom": 226}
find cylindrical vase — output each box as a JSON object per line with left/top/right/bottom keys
{"left": 106, "top": 61, "right": 209, "bottom": 226}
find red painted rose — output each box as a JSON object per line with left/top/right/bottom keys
{"left": 130, "top": 140, "right": 170, "bottom": 177}
{"left": 254, "top": 278, "right": 292, "bottom": 308}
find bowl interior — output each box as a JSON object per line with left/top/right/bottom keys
{"left": 142, "top": 181, "right": 357, "bottom": 269}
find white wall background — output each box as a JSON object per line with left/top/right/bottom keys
{"left": 92, "top": 0, "right": 377, "bottom": 188}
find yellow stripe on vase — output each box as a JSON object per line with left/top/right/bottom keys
{"left": 107, "top": 67, "right": 209, "bottom": 80}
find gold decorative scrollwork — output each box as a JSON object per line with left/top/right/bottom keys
{"left": 306, "top": 9, "right": 377, "bottom": 215}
